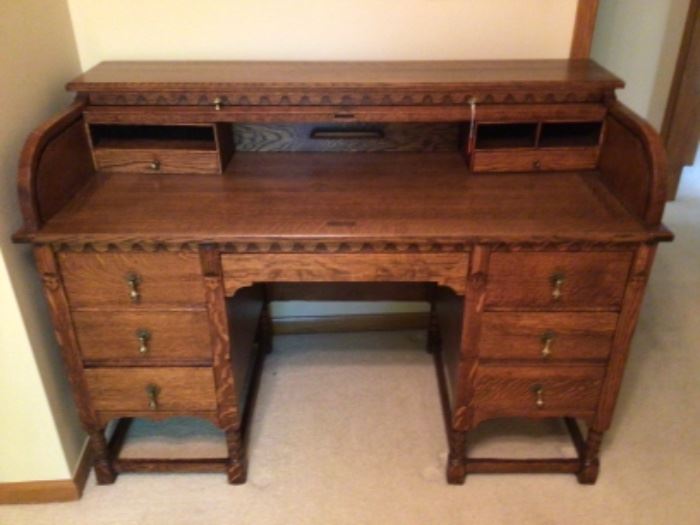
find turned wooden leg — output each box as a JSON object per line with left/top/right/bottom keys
{"left": 89, "top": 428, "right": 116, "bottom": 485}
{"left": 259, "top": 301, "right": 273, "bottom": 355}
{"left": 426, "top": 302, "right": 441, "bottom": 355}
{"left": 446, "top": 429, "right": 468, "bottom": 484}
{"left": 225, "top": 428, "right": 247, "bottom": 484}
{"left": 577, "top": 429, "right": 603, "bottom": 484}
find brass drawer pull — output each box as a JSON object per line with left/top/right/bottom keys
{"left": 213, "top": 97, "right": 223, "bottom": 111}
{"left": 531, "top": 384, "right": 544, "bottom": 409}
{"left": 136, "top": 329, "right": 151, "bottom": 354}
{"left": 146, "top": 383, "right": 160, "bottom": 410}
{"left": 125, "top": 273, "right": 141, "bottom": 303}
{"left": 540, "top": 331, "right": 556, "bottom": 358}
{"left": 550, "top": 273, "right": 565, "bottom": 300}
{"left": 149, "top": 160, "right": 161, "bottom": 171}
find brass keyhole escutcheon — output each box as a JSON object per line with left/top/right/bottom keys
{"left": 540, "top": 331, "right": 555, "bottom": 358}
{"left": 136, "top": 329, "right": 151, "bottom": 355}
{"left": 531, "top": 384, "right": 544, "bottom": 409}
{"left": 213, "top": 97, "right": 223, "bottom": 111}
{"left": 125, "top": 273, "right": 141, "bottom": 303}
{"left": 550, "top": 273, "right": 565, "bottom": 301}
{"left": 146, "top": 384, "right": 160, "bottom": 410}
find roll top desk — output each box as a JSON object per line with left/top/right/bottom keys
{"left": 14, "top": 60, "right": 672, "bottom": 486}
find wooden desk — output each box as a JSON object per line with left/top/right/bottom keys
{"left": 14, "top": 60, "right": 672, "bottom": 486}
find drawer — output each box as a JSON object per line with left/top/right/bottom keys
{"left": 486, "top": 251, "right": 632, "bottom": 310}
{"left": 84, "top": 367, "right": 217, "bottom": 412}
{"left": 479, "top": 312, "right": 617, "bottom": 361}
{"left": 471, "top": 148, "right": 598, "bottom": 173}
{"left": 73, "top": 311, "right": 212, "bottom": 364}
{"left": 93, "top": 148, "right": 220, "bottom": 174}
{"left": 59, "top": 252, "right": 205, "bottom": 309}
{"left": 471, "top": 365, "right": 604, "bottom": 415}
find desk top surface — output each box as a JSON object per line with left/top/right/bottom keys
{"left": 35, "top": 152, "right": 648, "bottom": 246}
{"left": 67, "top": 60, "right": 624, "bottom": 93}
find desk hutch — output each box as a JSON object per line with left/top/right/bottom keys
{"left": 13, "top": 60, "right": 672, "bottom": 485}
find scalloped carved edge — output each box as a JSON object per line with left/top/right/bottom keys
{"left": 51, "top": 240, "right": 471, "bottom": 253}
{"left": 88, "top": 90, "right": 607, "bottom": 107}
{"left": 47, "top": 239, "right": 657, "bottom": 254}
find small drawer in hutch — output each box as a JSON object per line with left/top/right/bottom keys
{"left": 87, "top": 123, "right": 234, "bottom": 174}
{"left": 73, "top": 311, "right": 212, "bottom": 365}
{"left": 472, "top": 148, "right": 598, "bottom": 173}
{"left": 93, "top": 148, "right": 221, "bottom": 174}
{"left": 485, "top": 251, "right": 633, "bottom": 310}
{"left": 59, "top": 252, "right": 205, "bottom": 309}
{"left": 479, "top": 312, "right": 617, "bottom": 362}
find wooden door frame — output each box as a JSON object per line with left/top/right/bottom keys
{"left": 662, "top": 0, "right": 700, "bottom": 199}
{"left": 571, "top": 0, "right": 600, "bottom": 58}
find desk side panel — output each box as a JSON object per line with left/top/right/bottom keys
{"left": 17, "top": 99, "right": 94, "bottom": 235}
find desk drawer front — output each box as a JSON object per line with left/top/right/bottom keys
{"left": 94, "top": 149, "right": 220, "bottom": 174}
{"left": 222, "top": 253, "right": 470, "bottom": 295}
{"left": 59, "top": 253, "right": 205, "bottom": 309}
{"left": 84, "top": 367, "right": 217, "bottom": 412}
{"left": 74, "top": 311, "right": 212, "bottom": 364}
{"left": 472, "top": 365, "right": 604, "bottom": 414}
{"left": 486, "top": 251, "right": 632, "bottom": 310}
{"left": 479, "top": 312, "right": 617, "bottom": 361}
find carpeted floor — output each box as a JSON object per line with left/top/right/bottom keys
{"left": 2, "top": 172, "right": 699, "bottom": 525}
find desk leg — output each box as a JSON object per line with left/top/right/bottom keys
{"left": 447, "top": 430, "right": 468, "bottom": 484}
{"left": 224, "top": 430, "right": 247, "bottom": 484}
{"left": 259, "top": 299, "right": 273, "bottom": 355}
{"left": 577, "top": 428, "right": 603, "bottom": 484}
{"left": 427, "top": 301, "right": 441, "bottom": 355}
{"left": 90, "top": 428, "right": 116, "bottom": 485}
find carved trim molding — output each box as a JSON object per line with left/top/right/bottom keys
{"left": 49, "top": 239, "right": 646, "bottom": 254}
{"left": 51, "top": 241, "right": 471, "bottom": 253}
{"left": 88, "top": 90, "right": 607, "bottom": 107}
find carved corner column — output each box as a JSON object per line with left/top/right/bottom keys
{"left": 582, "top": 243, "right": 658, "bottom": 484}
{"left": 33, "top": 245, "right": 116, "bottom": 484}
{"left": 199, "top": 245, "right": 245, "bottom": 484}
{"left": 447, "top": 245, "right": 490, "bottom": 484}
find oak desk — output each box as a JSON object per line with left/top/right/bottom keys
{"left": 14, "top": 60, "right": 672, "bottom": 485}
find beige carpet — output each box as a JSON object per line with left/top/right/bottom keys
{"left": 2, "top": 174, "right": 699, "bottom": 524}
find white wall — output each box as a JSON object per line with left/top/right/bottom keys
{"left": 592, "top": 0, "right": 691, "bottom": 130}
{"left": 0, "top": 1, "right": 85, "bottom": 482}
{"left": 67, "top": 0, "right": 579, "bottom": 69}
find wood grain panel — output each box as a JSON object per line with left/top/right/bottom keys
{"left": 17, "top": 99, "right": 93, "bottom": 232}
{"left": 73, "top": 310, "right": 211, "bottom": 364}
{"left": 486, "top": 251, "right": 633, "bottom": 310}
{"left": 472, "top": 148, "right": 598, "bottom": 173}
{"left": 221, "top": 253, "right": 469, "bottom": 295}
{"left": 479, "top": 312, "right": 617, "bottom": 361}
{"left": 599, "top": 102, "right": 668, "bottom": 226}
{"left": 233, "top": 123, "right": 460, "bottom": 152}
{"left": 35, "top": 154, "right": 651, "bottom": 246}
{"left": 59, "top": 252, "right": 204, "bottom": 309}
{"left": 84, "top": 367, "right": 216, "bottom": 412}
{"left": 94, "top": 148, "right": 220, "bottom": 174}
